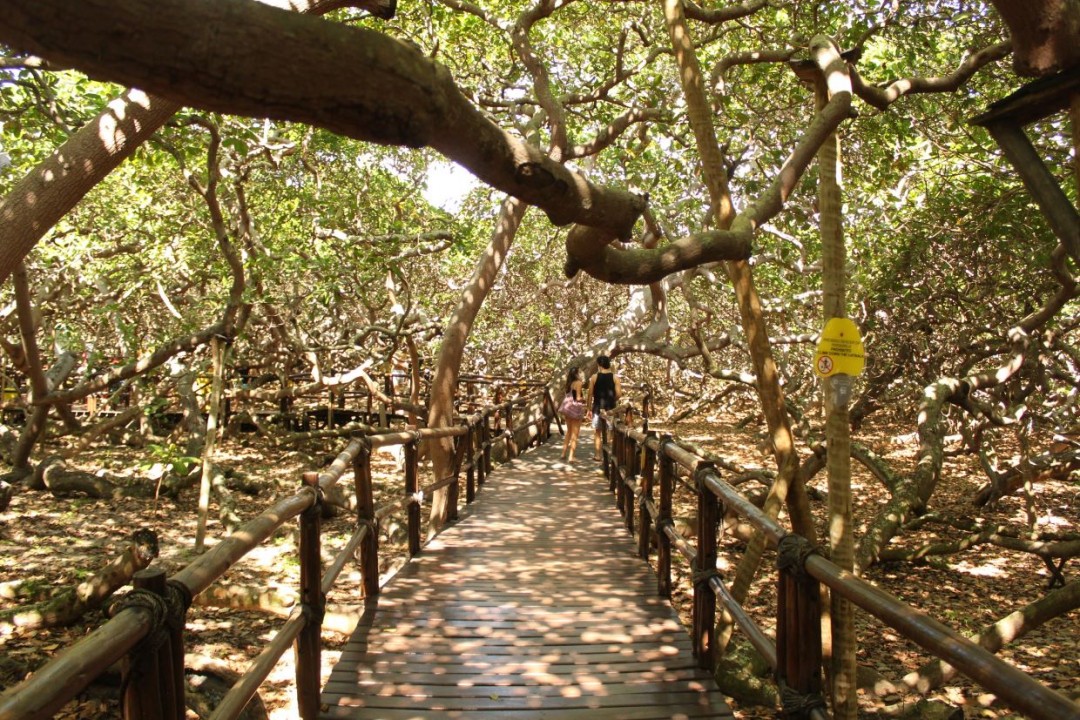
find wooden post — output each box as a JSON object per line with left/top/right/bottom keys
{"left": 638, "top": 431, "right": 657, "bottom": 560}
{"left": 295, "top": 471, "right": 323, "bottom": 720}
{"left": 476, "top": 423, "right": 488, "bottom": 488}
{"left": 614, "top": 427, "right": 626, "bottom": 513}
{"left": 448, "top": 435, "right": 461, "bottom": 523}
{"left": 144, "top": 568, "right": 184, "bottom": 720}
{"left": 381, "top": 373, "right": 392, "bottom": 426}
{"left": 123, "top": 570, "right": 168, "bottom": 720}
{"left": 605, "top": 422, "right": 616, "bottom": 494}
{"left": 327, "top": 389, "right": 334, "bottom": 430}
{"left": 405, "top": 437, "right": 421, "bottom": 557}
{"left": 693, "top": 462, "right": 719, "bottom": 670}
{"left": 506, "top": 404, "right": 518, "bottom": 459}
{"left": 353, "top": 442, "right": 380, "bottom": 599}
{"left": 657, "top": 435, "right": 674, "bottom": 599}
{"left": 483, "top": 415, "right": 494, "bottom": 475}
{"left": 624, "top": 432, "right": 638, "bottom": 536}
{"left": 776, "top": 534, "right": 824, "bottom": 718}
{"left": 465, "top": 425, "right": 476, "bottom": 504}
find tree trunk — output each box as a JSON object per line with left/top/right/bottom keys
{"left": 815, "top": 47, "right": 857, "bottom": 719}
{"left": 10, "top": 264, "right": 78, "bottom": 477}
{"left": 659, "top": 0, "right": 819, "bottom": 657}
{"left": 986, "top": 0, "right": 1080, "bottom": 76}
{"left": 428, "top": 197, "right": 527, "bottom": 532}
{"left": 175, "top": 368, "right": 208, "bottom": 457}
{"left": 196, "top": 337, "right": 228, "bottom": 551}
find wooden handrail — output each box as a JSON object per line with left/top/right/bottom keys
{"left": 172, "top": 489, "right": 317, "bottom": 597}
{"left": 0, "top": 608, "right": 155, "bottom": 720}
{"left": 209, "top": 610, "right": 309, "bottom": 720}
{"left": 0, "top": 388, "right": 556, "bottom": 720}
{"left": 808, "top": 558, "right": 1080, "bottom": 720}
{"left": 606, "top": 418, "right": 1080, "bottom": 720}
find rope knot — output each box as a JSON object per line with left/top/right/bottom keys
{"left": 777, "top": 534, "right": 817, "bottom": 581}
{"left": 110, "top": 588, "right": 169, "bottom": 654}
{"left": 779, "top": 679, "right": 826, "bottom": 716}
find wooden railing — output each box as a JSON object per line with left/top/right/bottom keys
{"left": 603, "top": 416, "right": 1080, "bottom": 720}
{"left": 0, "top": 391, "right": 556, "bottom": 720}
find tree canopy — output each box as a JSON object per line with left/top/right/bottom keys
{"left": 1, "top": 0, "right": 1078, "bottom": 716}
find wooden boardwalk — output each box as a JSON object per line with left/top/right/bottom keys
{"left": 320, "top": 431, "right": 733, "bottom": 720}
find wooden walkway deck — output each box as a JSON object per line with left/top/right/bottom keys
{"left": 320, "top": 431, "right": 733, "bottom": 719}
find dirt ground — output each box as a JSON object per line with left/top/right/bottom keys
{"left": 1, "top": 411, "right": 1078, "bottom": 719}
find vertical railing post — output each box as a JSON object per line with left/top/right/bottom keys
{"left": 405, "top": 436, "right": 421, "bottom": 557}
{"left": 448, "top": 434, "right": 461, "bottom": 523}
{"left": 353, "top": 440, "right": 380, "bottom": 599}
{"left": 623, "top": 431, "right": 637, "bottom": 535}
{"left": 657, "top": 435, "right": 674, "bottom": 599}
{"left": 776, "top": 534, "right": 824, "bottom": 718}
{"left": 121, "top": 569, "right": 171, "bottom": 720}
{"left": 121, "top": 570, "right": 168, "bottom": 720}
{"left": 483, "top": 413, "right": 494, "bottom": 475}
{"left": 546, "top": 389, "right": 564, "bottom": 438}
{"left": 296, "top": 471, "right": 323, "bottom": 720}
{"left": 165, "top": 576, "right": 190, "bottom": 720}
{"left": 692, "top": 463, "right": 719, "bottom": 670}
{"left": 605, "top": 422, "right": 617, "bottom": 493}
{"left": 614, "top": 426, "right": 626, "bottom": 511}
{"left": 476, "top": 422, "right": 488, "bottom": 488}
{"left": 638, "top": 431, "right": 657, "bottom": 560}
{"left": 465, "top": 423, "right": 476, "bottom": 504}
{"left": 382, "top": 373, "right": 393, "bottom": 425}
{"left": 506, "top": 403, "right": 519, "bottom": 459}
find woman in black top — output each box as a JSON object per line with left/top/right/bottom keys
{"left": 586, "top": 354, "right": 621, "bottom": 461}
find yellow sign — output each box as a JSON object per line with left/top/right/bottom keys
{"left": 814, "top": 317, "right": 865, "bottom": 377}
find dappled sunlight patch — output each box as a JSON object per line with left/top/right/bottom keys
{"left": 950, "top": 557, "right": 1010, "bottom": 578}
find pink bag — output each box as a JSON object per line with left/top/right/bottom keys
{"left": 559, "top": 394, "right": 586, "bottom": 420}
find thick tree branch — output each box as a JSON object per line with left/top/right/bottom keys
{"left": 0, "top": 0, "right": 646, "bottom": 239}
{"left": 851, "top": 41, "right": 1012, "bottom": 111}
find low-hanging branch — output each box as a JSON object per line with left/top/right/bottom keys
{"left": 0, "top": 529, "right": 158, "bottom": 631}
{"left": 0, "top": 0, "right": 646, "bottom": 240}
{"left": 878, "top": 523, "right": 1080, "bottom": 563}
{"left": 903, "top": 579, "right": 1080, "bottom": 694}
{"left": 565, "top": 40, "right": 853, "bottom": 284}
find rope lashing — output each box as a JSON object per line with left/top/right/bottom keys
{"left": 779, "top": 680, "right": 827, "bottom": 716}
{"left": 164, "top": 579, "right": 193, "bottom": 632}
{"left": 299, "top": 594, "right": 327, "bottom": 625}
{"left": 692, "top": 554, "right": 721, "bottom": 585}
{"left": 777, "top": 534, "right": 817, "bottom": 581}
{"left": 355, "top": 516, "right": 378, "bottom": 541}
{"left": 110, "top": 588, "right": 170, "bottom": 655}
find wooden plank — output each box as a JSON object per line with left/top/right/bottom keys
{"left": 324, "top": 666, "right": 714, "bottom": 686}
{"left": 320, "top": 428, "right": 732, "bottom": 720}
{"left": 324, "top": 682, "right": 721, "bottom": 699}
{"left": 320, "top": 689, "right": 727, "bottom": 710}
{"left": 322, "top": 705, "right": 731, "bottom": 720}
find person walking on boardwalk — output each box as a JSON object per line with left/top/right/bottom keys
{"left": 559, "top": 366, "right": 585, "bottom": 462}
{"left": 586, "top": 354, "right": 620, "bottom": 461}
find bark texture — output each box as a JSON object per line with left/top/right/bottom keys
{"left": 0, "top": 0, "right": 645, "bottom": 239}
{"left": 427, "top": 198, "right": 527, "bottom": 531}
{"left": 987, "top": 0, "right": 1080, "bottom": 76}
